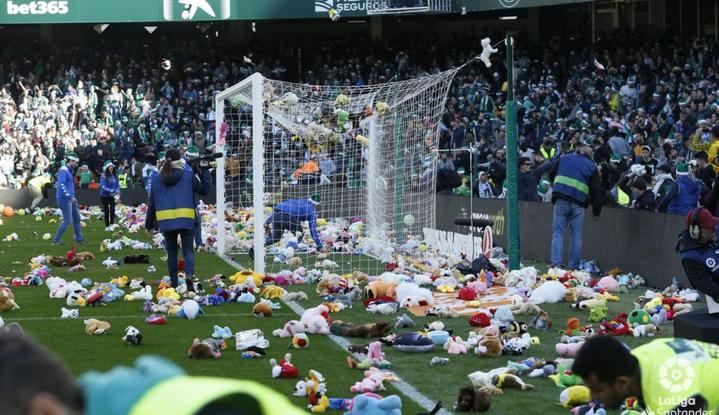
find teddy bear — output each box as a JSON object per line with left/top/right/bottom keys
{"left": 300, "top": 304, "right": 332, "bottom": 334}
{"left": 0, "top": 288, "right": 19, "bottom": 312}
{"left": 344, "top": 394, "right": 402, "bottom": 415}
{"left": 84, "top": 318, "right": 111, "bottom": 335}
{"left": 632, "top": 323, "right": 658, "bottom": 337}
{"left": 491, "top": 373, "right": 534, "bottom": 391}
{"left": 330, "top": 321, "right": 391, "bottom": 338}
{"left": 364, "top": 280, "right": 397, "bottom": 299}
{"left": 122, "top": 326, "right": 142, "bottom": 345}
{"left": 531, "top": 309, "right": 552, "bottom": 330}
{"left": 347, "top": 341, "right": 392, "bottom": 370}
{"left": 479, "top": 37, "right": 498, "bottom": 68}
{"left": 282, "top": 291, "right": 309, "bottom": 302}
{"left": 474, "top": 334, "right": 502, "bottom": 358}
{"left": 253, "top": 301, "right": 273, "bottom": 317}
{"left": 188, "top": 338, "right": 222, "bottom": 359}
{"left": 510, "top": 302, "right": 541, "bottom": 315}
{"left": 123, "top": 286, "right": 152, "bottom": 302}
{"left": 455, "top": 386, "right": 491, "bottom": 412}
{"left": 270, "top": 353, "right": 299, "bottom": 378}
{"left": 395, "top": 282, "right": 433, "bottom": 308}
{"left": 445, "top": 336, "right": 469, "bottom": 355}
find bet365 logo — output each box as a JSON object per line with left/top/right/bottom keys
{"left": 6, "top": 1, "right": 69, "bottom": 15}
{"left": 163, "top": 0, "right": 230, "bottom": 21}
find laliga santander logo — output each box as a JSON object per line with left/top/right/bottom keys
{"left": 498, "top": 0, "right": 521, "bottom": 7}
{"left": 659, "top": 357, "right": 695, "bottom": 394}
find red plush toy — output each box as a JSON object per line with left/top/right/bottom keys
{"left": 458, "top": 287, "right": 477, "bottom": 301}
{"left": 469, "top": 311, "right": 491, "bottom": 327}
{"left": 66, "top": 245, "right": 76, "bottom": 262}
{"left": 598, "top": 313, "right": 630, "bottom": 336}
{"left": 270, "top": 353, "right": 299, "bottom": 378}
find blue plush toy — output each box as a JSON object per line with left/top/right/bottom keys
{"left": 344, "top": 393, "right": 402, "bottom": 415}
{"left": 212, "top": 325, "right": 233, "bottom": 340}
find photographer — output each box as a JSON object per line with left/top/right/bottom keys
{"left": 183, "top": 145, "right": 211, "bottom": 249}
{"left": 145, "top": 149, "right": 211, "bottom": 290}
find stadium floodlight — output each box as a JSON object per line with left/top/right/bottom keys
{"left": 214, "top": 70, "right": 459, "bottom": 274}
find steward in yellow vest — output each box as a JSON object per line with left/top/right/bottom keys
{"left": 572, "top": 336, "right": 719, "bottom": 415}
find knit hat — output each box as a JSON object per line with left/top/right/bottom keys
{"left": 103, "top": 160, "right": 114, "bottom": 171}
{"left": 676, "top": 162, "right": 690, "bottom": 175}
{"left": 309, "top": 193, "right": 320, "bottom": 205}
{"left": 185, "top": 146, "right": 200, "bottom": 158}
{"left": 65, "top": 152, "right": 79, "bottom": 162}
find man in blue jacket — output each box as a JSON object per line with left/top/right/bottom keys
{"left": 548, "top": 145, "right": 602, "bottom": 269}
{"left": 52, "top": 152, "right": 85, "bottom": 245}
{"left": 265, "top": 194, "right": 324, "bottom": 250}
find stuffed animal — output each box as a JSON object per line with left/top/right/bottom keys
{"left": 367, "top": 302, "right": 398, "bottom": 315}
{"left": 475, "top": 334, "right": 502, "bottom": 358}
{"left": 444, "top": 336, "right": 469, "bottom": 355}
{"left": 347, "top": 341, "right": 392, "bottom": 370}
{"left": 344, "top": 394, "right": 402, "bottom": 415}
{"left": 60, "top": 307, "right": 78, "bottom": 319}
{"left": 212, "top": 325, "right": 233, "bottom": 339}
{"left": 531, "top": 309, "right": 552, "bottom": 330}
{"left": 632, "top": 323, "right": 658, "bottom": 337}
{"left": 588, "top": 307, "right": 608, "bottom": 323}
{"left": 628, "top": 309, "right": 650, "bottom": 327}
{"left": 331, "top": 321, "right": 391, "bottom": 338}
{"left": 84, "top": 318, "right": 111, "bottom": 335}
{"left": 273, "top": 320, "right": 306, "bottom": 338}
{"left": 556, "top": 342, "right": 585, "bottom": 357}
{"left": 253, "top": 301, "right": 273, "bottom": 317}
{"left": 123, "top": 286, "right": 152, "bottom": 302}
{"left": 0, "top": 288, "right": 19, "bottom": 312}
{"left": 571, "top": 298, "right": 607, "bottom": 310}
{"left": 365, "top": 281, "right": 398, "bottom": 299}
{"left": 492, "top": 373, "right": 534, "bottom": 391}
{"left": 282, "top": 291, "right": 309, "bottom": 302}
{"left": 596, "top": 276, "right": 618, "bottom": 292}
{"left": 260, "top": 286, "right": 286, "bottom": 300}
{"left": 270, "top": 353, "right": 299, "bottom": 378}
{"left": 598, "top": 313, "right": 631, "bottom": 336}
{"left": 177, "top": 299, "right": 202, "bottom": 320}
{"left": 350, "top": 367, "right": 389, "bottom": 393}
{"left": 528, "top": 281, "right": 567, "bottom": 304}
{"left": 122, "top": 326, "right": 142, "bottom": 345}
{"left": 394, "top": 314, "right": 415, "bottom": 329}
{"left": 292, "top": 333, "right": 310, "bottom": 349}
{"left": 395, "top": 283, "right": 433, "bottom": 308}
{"left": 493, "top": 307, "right": 515, "bottom": 325}
{"left": 188, "top": 338, "right": 222, "bottom": 359}
{"left": 479, "top": 37, "right": 498, "bottom": 68}
{"left": 560, "top": 385, "right": 591, "bottom": 408}
{"left": 430, "top": 356, "right": 450, "bottom": 366}
{"left": 455, "top": 386, "right": 491, "bottom": 412}
{"left": 549, "top": 364, "right": 583, "bottom": 387}
{"left": 510, "top": 302, "right": 542, "bottom": 315}
{"left": 301, "top": 305, "right": 332, "bottom": 334}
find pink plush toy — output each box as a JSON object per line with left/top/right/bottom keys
{"left": 367, "top": 341, "right": 385, "bottom": 361}
{"left": 596, "top": 276, "right": 618, "bottom": 292}
{"left": 444, "top": 336, "right": 468, "bottom": 355}
{"left": 350, "top": 367, "right": 387, "bottom": 393}
{"left": 555, "top": 342, "right": 585, "bottom": 357}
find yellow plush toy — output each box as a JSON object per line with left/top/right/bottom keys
{"left": 559, "top": 385, "right": 591, "bottom": 408}
{"left": 261, "top": 286, "right": 286, "bottom": 300}
{"left": 230, "top": 270, "right": 264, "bottom": 287}
{"left": 437, "top": 285, "right": 456, "bottom": 293}
{"left": 597, "top": 292, "right": 620, "bottom": 302}
{"left": 84, "top": 318, "right": 111, "bottom": 335}
{"left": 110, "top": 276, "right": 129, "bottom": 288}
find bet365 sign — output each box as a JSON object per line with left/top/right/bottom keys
{"left": 6, "top": 1, "right": 69, "bottom": 15}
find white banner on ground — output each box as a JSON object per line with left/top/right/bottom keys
{"left": 423, "top": 227, "right": 483, "bottom": 258}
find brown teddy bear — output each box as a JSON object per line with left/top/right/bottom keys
{"left": 188, "top": 338, "right": 221, "bottom": 359}
{"left": 84, "top": 319, "right": 111, "bottom": 335}
{"left": 475, "top": 334, "right": 502, "bottom": 358}
{"left": 455, "top": 386, "right": 491, "bottom": 412}
{"left": 0, "top": 288, "right": 19, "bottom": 312}
{"left": 330, "top": 321, "right": 391, "bottom": 338}
{"left": 253, "top": 302, "right": 273, "bottom": 317}
{"left": 287, "top": 257, "right": 302, "bottom": 267}
{"left": 364, "top": 281, "right": 397, "bottom": 299}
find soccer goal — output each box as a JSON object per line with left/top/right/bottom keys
{"left": 214, "top": 70, "right": 459, "bottom": 275}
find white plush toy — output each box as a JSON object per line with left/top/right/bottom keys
{"left": 529, "top": 281, "right": 567, "bottom": 304}
{"left": 367, "top": 303, "right": 398, "bottom": 315}
{"left": 468, "top": 367, "right": 514, "bottom": 388}
{"left": 272, "top": 320, "right": 306, "bottom": 338}
{"left": 60, "top": 307, "right": 79, "bottom": 319}
{"left": 124, "top": 286, "right": 152, "bottom": 302}
{"left": 102, "top": 257, "right": 120, "bottom": 269}
{"left": 395, "top": 282, "right": 434, "bottom": 308}
{"left": 300, "top": 305, "right": 331, "bottom": 334}
{"left": 479, "top": 37, "right": 498, "bottom": 68}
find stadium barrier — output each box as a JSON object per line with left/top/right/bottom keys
{"left": 4, "top": 187, "right": 683, "bottom": 288}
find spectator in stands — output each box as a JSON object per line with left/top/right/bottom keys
{"left": 476, "top": 171, "right": 495, "bottom": 198}
{"left": 628, "top": 178, "right": 656, "bottom": 211}
{"left": 694, "top": 151, "right": 716, "bottom": 188}
{"left": 76, "top": 165, "right": 93, "bottom": 189}
{"left": 653, "top": 164, "right": 675, "bottom": 211}
{"left": 549, "top": 145, "right": 602, "bottom": 269}
{"left": 518, "top": 156, "right": 557, "bottom": 202}
{"left": 656, "top": 162, "right": 706, "bottom": 215}
{"left": 437, "top": 152, "right": 455, "bottom": 171}
{"left": 100, "top": 161, "right": 120, "bottom": 230}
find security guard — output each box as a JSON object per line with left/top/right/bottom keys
{"left": 80, "top": 355, "right": 308, "bottom": 415}
{"left": 117, "top": 166, "right": 128, "bottom": 190}
{"left": 539, "top": 138, "right": 556, "bottom": 160}
{"left": 548, "top": 144, "right": 602, "bottom": 269}
{"left": 677, "top": 207, "right": 719, "bottom": 300}
{"left": 573, "top": 335, "right": 719, "bottom": 414}
{"left": 145, "top": 149, "right": 210, "bottom": 289}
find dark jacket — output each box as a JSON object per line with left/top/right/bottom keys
{"left": 677, "top": 230, "right": 719, "bottom": 301}
{"left": 145, "top": 163, "right": 211, "bottom": 232}
{"left": 549, "top": 153, "right": 603, "bottom": 217}
{"left": 518, "top": 159, "right": 557, "bottom": 202}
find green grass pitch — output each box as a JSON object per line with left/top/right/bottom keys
{"left": 0, "top": 214, "right": 678, "bottom": 414}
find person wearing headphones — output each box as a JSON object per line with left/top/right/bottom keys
{"left": 677, "top": 207, "right": 719, "bottom": 303}
{"left": 145, "top": 149, "right": 211, "bottom": 290}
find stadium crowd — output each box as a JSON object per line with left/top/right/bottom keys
{"left": 1, "top": 28, "right": 718, "bottom": 215}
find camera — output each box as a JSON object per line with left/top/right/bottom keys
{"left": 189, "top": 152, "right": 223, "bottom": 171}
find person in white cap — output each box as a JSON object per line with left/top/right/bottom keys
{"left": 99, "top": 160, "right": 120, "bottom": 230}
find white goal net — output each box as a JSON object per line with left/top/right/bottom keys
{"left": 214, "top": 70, "right": 458, "bottom": 274}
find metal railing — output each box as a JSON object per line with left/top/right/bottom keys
{"left": 365, "top": 0, "right": 454, "bottom": 15}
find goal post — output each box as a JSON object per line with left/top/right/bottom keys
{"left": 215, "top": 70, "right": 459, "bottom": 275}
